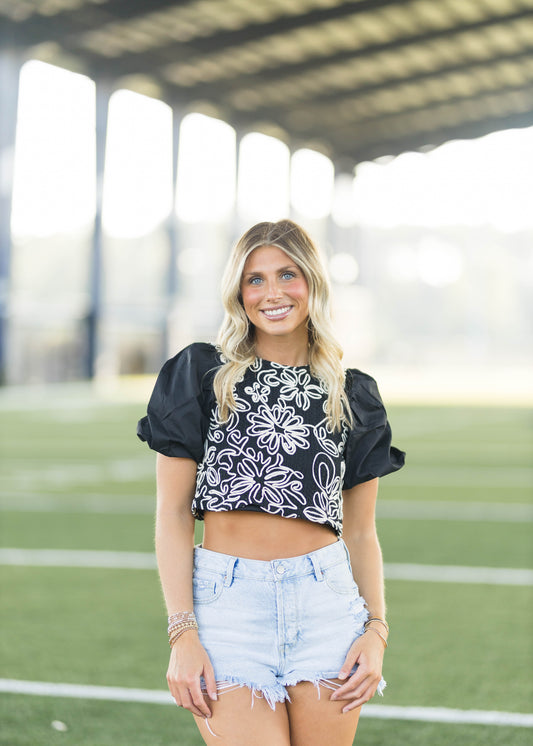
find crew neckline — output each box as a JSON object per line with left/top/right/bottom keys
{"left": 257, "top": 356, "right": 310, "bottom": 370}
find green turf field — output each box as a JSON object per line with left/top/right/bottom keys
{"left": 1, "top": 387, "right": 532, "bottom": 745}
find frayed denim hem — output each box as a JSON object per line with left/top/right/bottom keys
{"left": 202, "top": 675, "right": 287, "bottom": 711}
{"left": 201, "top": 673, "right": 386, "bottom": 738}
{"left": 204, "top": 671, "right": 387, "bottom": 712}
{"left": 280, "top": 672, "right": 387, "bottom": 701}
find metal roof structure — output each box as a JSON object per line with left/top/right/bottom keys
{"left": 2, "top": 0, "right": 533, "bottom": 166}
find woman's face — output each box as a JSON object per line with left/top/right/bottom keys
{"left": 240, "top": 245, "right": 309, "bottom": 342}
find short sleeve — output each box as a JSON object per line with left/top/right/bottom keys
{"left": 136, "top": 343, "right": 220, "bottom": 462}
{"left": 342, "top": 368, "right": 405, "bottom": 489}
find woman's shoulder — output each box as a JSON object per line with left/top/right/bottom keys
{"left": 344, "top": 366, "right": 380, "bottom": 395}
{"left": 158, "top": 342, "right": 223, "bottom": 390}
{"left": 166, "top": 341, "right": 223, "bottom": 370}
{"left": 344, "top": 367, "right": 388, "bottom": 426}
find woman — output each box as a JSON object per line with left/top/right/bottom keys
{"left": 138, "top": 219, "right": 404, "bottom": 746}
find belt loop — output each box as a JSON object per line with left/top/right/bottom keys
{"left": 224, "top": 556, "right": 237, "bottom": 587}
{"left": 310, "top": 554, "right": 324, "bottom": 582}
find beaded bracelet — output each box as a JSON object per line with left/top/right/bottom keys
{"left": 168, "top": 611, "right": 196, "bottom": 628}
{"left": 169, "top": 622, "right": 198, "bottom": 647}
{"left": 167, "top": 611, "right": 198, "bottom": 647}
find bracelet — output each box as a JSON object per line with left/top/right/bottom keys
{"left": 169, "top": 623, "right": 198, "bottom": 647}
{"left": 168, "top": 611, "right": 196, "bottom": 628}
{"left": 167, "top": 611, "right": 198, "bottom": 646}
{"left": 364, "top": 626, "right": 388, "bottom": 648}
{"left": 364, "top": 617, "right": 389, "bottom": 634}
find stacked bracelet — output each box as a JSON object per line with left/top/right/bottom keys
{"left": 364, "top": 617, "right": 389, "bottom": 648}
{"left": 364, "top": 626, "right": 388, "bottom": 648}
{"left": 167, "top": 611, "right": 198, "bottom": 647}
{"left": 365, "top": 617, "right": 389, "bottom": 634}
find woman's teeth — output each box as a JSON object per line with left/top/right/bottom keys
{"left": 263, "top": 306, "right": 291, "bottom": 317}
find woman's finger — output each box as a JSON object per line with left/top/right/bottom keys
{"left": 178, "top": 686, "right": 210, "bottom": 718}
{"left": 203, "top": 662, "right": 218, "bottom": 702}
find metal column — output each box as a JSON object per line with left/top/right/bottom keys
{"left": 86, "top": 79, "right": 112, "bottom": 379}
{"left": 0, "top": 51, "right": 22, "bottom": 385}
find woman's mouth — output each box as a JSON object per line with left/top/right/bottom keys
{"left": 261, "top": 305, "right": 292, "bottom": 320}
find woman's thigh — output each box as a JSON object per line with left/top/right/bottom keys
{"left": 193, "top": 687, "right": 291, "bottom": 746}
{"left": 286, "top": 680, "right": 361, "bottom": 746}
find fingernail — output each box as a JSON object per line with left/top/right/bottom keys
{"left": 338, "top": 672, "right": 347, "bottom": 680}
{"left": 210, "top": 692, "right": 218, "bottom": 701}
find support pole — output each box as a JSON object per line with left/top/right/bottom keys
{"left": 162, "top": 105, "right": 182, "bottom": 358}
{"left": 86, "top": 79, "right": 112, "bottom": 379}
{"left": 0, "top": 50, "right": 22, "bottom": 385}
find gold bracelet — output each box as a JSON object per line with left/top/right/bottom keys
{"left": 364, "top": 617, "right": 389, "bottom": 634}
{"left": 169, "top": 623, "right": 198, "bottom": 647}
{"left": 365, "top": 626, "right": 388, "bottom": 648}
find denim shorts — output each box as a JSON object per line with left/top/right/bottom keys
{"left": 193, "top": 538, "right": 384, "bottom": 708}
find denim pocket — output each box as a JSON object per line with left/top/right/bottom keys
{"left": 323, "top": 561, "right": 359, "bottom": 595}
{"left": 192, "top": 572, "right": 225, "bottom": 605}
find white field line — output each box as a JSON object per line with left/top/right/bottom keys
{"left": 0, "top": 548, "right": 157, "bottom": 570}
{"left": 376, "top": 500, "right": 533, "bottom": 523}
{"left": 384, "top": 563, "right": 533, "bottom": 586}
{"left": 1, "top": 548, "right": 532, "bottom": 586}
{"left": 1, "top": 494, "right": 532, "bottom": 523}
{"left": 1, "top": 679, "right": 532, "bottom": 728}
{"left": 0, "top": 494, "right": 154, "bottom": 514}
{"left": 3, "top": 463, "right": 532, "bottom": 489}
{"left": 393, "top": 466, "right": 533, "bottom": 488}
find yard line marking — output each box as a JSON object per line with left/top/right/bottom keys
{"left": 2, "top": 459, "right": 154, "bottom": 488}
{"left": 0, "top": 548, "right": 157, "bottom": 570}
{"left": 394, "top": 466, "right": 532, "bottom": 488}
{"left": 384, "top": 563, "right": 533, "bottom": 586}
{"left": 2, "top": 494, "right": 532, "bottom": 523}
{"left": 1, "top": 548, "right": 532, "bottom": 585}
{"left": 0, "top": 494, "right": 154, "bottom": 514}
{"left": 1, "top": 679, "right": 531, "bottom": 728}
{"left": 377, "top": 500, "right": 533, "bottom": 522}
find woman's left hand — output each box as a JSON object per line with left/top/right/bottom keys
{"left": 330, "top": 630, "right": 386, "bottom": 713}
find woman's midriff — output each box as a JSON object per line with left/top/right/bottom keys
{"left": 202, "top": 510, "right": 338, "bottom": 561}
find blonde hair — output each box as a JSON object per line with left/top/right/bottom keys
{"left": 213, "top": 219, "right": 352, "bottom": 431}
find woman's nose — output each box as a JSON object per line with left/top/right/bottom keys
{"left": 265, "top": 278, "right": 282, "bottom": 300}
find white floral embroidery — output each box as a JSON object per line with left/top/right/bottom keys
{"left": 244, "top": 380, "right": 270, "bottom": 404}
{"left": 248, "top": 403, "right": 310, "bottom": 455}
{"left": 229, "top": 450, "right": 305, "bottom": 510}
{"left": 192, "top": 357, "right": 347, "bottom": 535}
{"left": 278, "top": 367, "right": 325, "bottom": 410}
{"left": 303, "top": 452, "right": 342, "bottom": 526}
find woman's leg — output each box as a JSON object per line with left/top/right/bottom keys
{"left": 286, "top": 680, "right": 361, "bottom": 746}
{"left": 193, "top": 687, "right": 291, "bottom": 746}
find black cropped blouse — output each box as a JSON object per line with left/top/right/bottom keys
{"left": 137, "top": 342, "right": 405, "bottom": 536}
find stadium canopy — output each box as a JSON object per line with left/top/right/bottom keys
{"left": 1, "top": 0, "right": 533, "bottom": 166}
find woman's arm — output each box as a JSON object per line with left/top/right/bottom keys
{"left": 155, "top": 453, "right": 217, "bottom": 718}
{"left": 331, "top": 477, "right": 389, "bottom": 713}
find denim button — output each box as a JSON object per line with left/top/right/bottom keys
{"left": 276, "top": 564, "right": 286, "bottom": 575}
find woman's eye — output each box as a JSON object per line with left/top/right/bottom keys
{"left": 249, "top": 277, "right": 262, "bottom": 285}
{"left": 282, "top": 272, "right": 295, "bottom": 280}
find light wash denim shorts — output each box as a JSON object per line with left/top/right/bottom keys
{"left": 193, "top": 538, "right": 384, "bottom": 708}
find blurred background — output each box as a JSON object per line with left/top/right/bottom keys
{"left": 1, "top": 2, "right": 532, "bottom": 745}
{"left": 0, "top": 0, "right": 532, "bottom": 399}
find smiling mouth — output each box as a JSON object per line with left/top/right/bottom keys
{"left": 261, "top": 305, "right": 292, "bottom": 319}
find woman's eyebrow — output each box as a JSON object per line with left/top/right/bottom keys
{"left": 243, "top": 264, "right": 299, "bottom": 278}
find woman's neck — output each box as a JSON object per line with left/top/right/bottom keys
{"left": 254, "top": 335, "right": 309, "bottom": 367}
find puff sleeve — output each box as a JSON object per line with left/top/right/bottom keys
{"left": 136, "top": 342, "right": 220, "bottom": 462}
{"left": 342, "top": 368, "right": 405, "bottom": 489}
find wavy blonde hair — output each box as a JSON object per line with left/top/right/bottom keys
{"left": 213, "top": 219, "right": 352, "bottom": 432}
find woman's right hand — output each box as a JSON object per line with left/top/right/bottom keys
{"left": 166, "top": 631, "right": 218, "bottom": 718}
